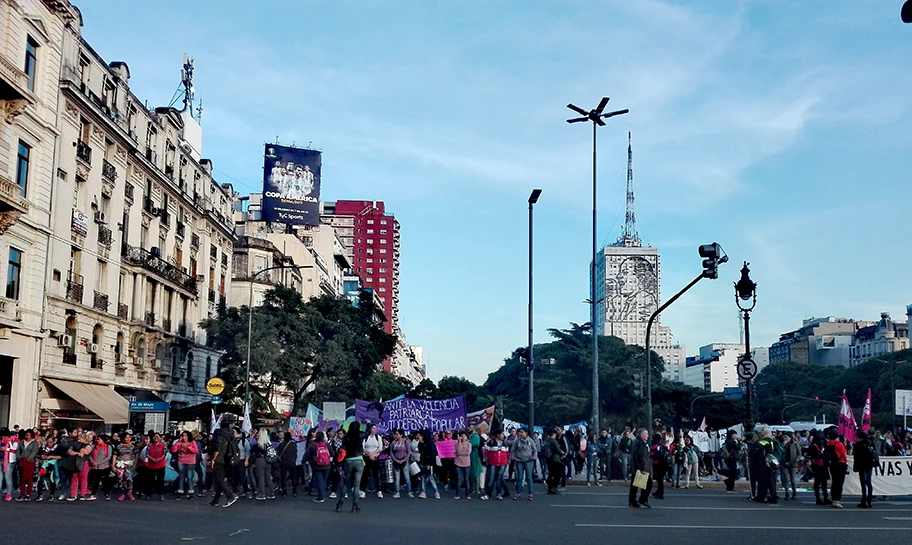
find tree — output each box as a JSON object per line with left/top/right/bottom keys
{"left": 363, "top": 371, "right": 412, "bottom": 402}
{"left": 408, "top": 378, "right": 438, "bottom": 399}
{"left": 437, "top": 375, "right": 486, "bottom": 410}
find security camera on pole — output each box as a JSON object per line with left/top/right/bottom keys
{"left": 645, "top": 243, "right": 728, "bottom": 435}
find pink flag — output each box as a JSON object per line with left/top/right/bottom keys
{"left": 699, "top": 417, "right": 707, "bottom": 432}
{"left": 838, "top": 391, "right": 857, "bottom": 443}
{"left": 861, "top": 388, "right": 872, "bottom": 433}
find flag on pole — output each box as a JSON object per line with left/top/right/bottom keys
{"left": 210, "top": 409, "right": 223, "bottom": 434}
{"left": 699, "top": 417, "right": 707, "bottom": 432}
{"left": 861, "top": 388, "right": 872, "bottom": 433}
{"left": 838, "top": 390, "right": 857, "bottom": 443}
{"left": 241, "top": 401, "right": 253, "bottom": 435}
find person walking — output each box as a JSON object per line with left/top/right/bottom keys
{"left": 825, "top": 427, "right": 848, "bottom": 509}
{"left": 208, "top": 422, "right": 239, "bottom": 508}
{"left": 544, "top": 428, "right": 565, "bottom": 495}
{"left": 510, "top": 427, "right": 536, "bottom": 501}
{"left": 335, "top": 422, "right": 365, "bottom": 513}
{"left": 0, "top": 428, "right": 17, "bottom": 501}
{"left": 754, "top": 427, "right": 779, "bottom": 504}
{"left": 649, "top": 433, "right": 668, "bottom": 500}
{"left": 628, "top": 428, "right": 652, "bottom": 508}
{"left": 853, "top": 430, "right": 879, "bottom": 509}
{"left": 468, "top": 426, "right": 483, "bottom": 495}
{"left": 417, "top": 429, "right": 440, "bottom": 499}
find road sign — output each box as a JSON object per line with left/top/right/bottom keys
{"left": 895, "top": 390, "right": 912, "bottom": 416}
{"left": 211, "top": 395, "right": 221, "bottom": 404}
{"left": 206, "top": 377, "right": 225, "bottom": 395}
{"left": 737, "top": 358, "right": 758, "bottom": 380}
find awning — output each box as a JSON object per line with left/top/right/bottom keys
{"left": 45, "top": 378, "right": 130, "bottom": 424}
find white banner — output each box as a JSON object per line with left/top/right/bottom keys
{"left": 843, "top": 456, "right": 912, "bottom": 496}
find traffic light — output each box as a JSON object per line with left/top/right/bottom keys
{"left": 698, "top": 242, "right": 728, "bottom": 279}
{"left": 518, "top": 347, "right": 530, "bottom": 371}
{"left": 631, "top": 373, "right": 642, "bottom": 398}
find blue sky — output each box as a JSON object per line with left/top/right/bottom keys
{"left": 78, "top": 1, "right": 912, "bottom": 384}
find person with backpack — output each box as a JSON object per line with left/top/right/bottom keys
{"left": 208, "top": 422, "right": 239, "bottom": 508}
{"left": 853, "top": 430, "right": 879, "bottom": 509}
{"left": 649, "top": 433, "right": 668, "bottom": 500}
{"left": 301, "top": 430, "right": 331, "bottom": 503}
{"left": 250, "top": 428, "right": 275, "bottom": 501}
{"left": 824, "top": 427, "right": 848, "bottom": 509}
{"left": 682, "top": 436, "right": 703, "bottom": 489}
{"left": 543, "top": 427, "right": 564, "bottom": 495}
{"left": 276, "top": 431, "right": 299, "bottom": 497}
{"left": 754, "top": 427, "right": 779, "bottom": 505}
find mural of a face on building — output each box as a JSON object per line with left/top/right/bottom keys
{"left": 605, "top": 256, "right": 658, "bottom": 322}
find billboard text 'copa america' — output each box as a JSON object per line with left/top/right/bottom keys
{"left": 262, "top": 144, "right": 321, "bottom": 226}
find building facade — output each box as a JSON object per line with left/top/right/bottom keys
{"left": 684, "top": 343, "right": 744, "bottom": 392}
{"left": 849, "top": 312, "right": 909, "bottom": 366}
{"left": 322, "top": 200, "right": 400, "bottom": 334}
{"left": 0, "top": 0, "right": 76, "bottom": 429}
{"left": 769, "top": 317, "right": 861, "bottom": 367}
{"left": 34, "top": 10, "right": 236, "bottom": 430}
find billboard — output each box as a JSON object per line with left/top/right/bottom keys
{"left": 262, "top": 143, "right": 321, "bottom": 226}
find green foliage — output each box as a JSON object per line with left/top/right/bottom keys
{"left": 408, "top": 378, "right": 439, "bottom": 399}
{"left": 363, "top": 371, "right": 412, "bottom": 402}
{"left": 201, "top": 286, "right": 396, "bottom": 416}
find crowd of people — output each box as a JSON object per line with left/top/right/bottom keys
{"left": 2, "top": 420, "right": 908, "bottom": 512}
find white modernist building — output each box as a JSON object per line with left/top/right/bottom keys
{"left": 684, "top": 343, "right": 745, "bottom": 392}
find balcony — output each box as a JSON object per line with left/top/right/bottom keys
{"left": 76, "top": 141, "right": 92, "bottom": 165}
{"left": 102, "top": 159, "right": 117, "bottom": 182}
{"left": 191, "top": 233, "right": 199, "bottom": 249}
{"left": 176, "top": 222, "right": 185, "bottom": 238}
{"left": 145, "top": 312, "right": 156, "bottom": 328}
{"left": 66, "top": 274, "right": 84, "bottom": 304}
{"left": 93, "top": 290, "right": 109, "bottom": 312}
{"left": 97, "top": 225, "right": 112, "bottom": 248}
{"left": 177, "top": 322, "right": 188, "bottom": 337}
{"left": 221, "top": 254, "right": 228, "bottom": 268}
{"left": 160, "top": 211, "right": 171, "bottom": 228}
{"left": 162, "top": 318, "right": 172, "bottom": 332}
{"left": 117, "top": 302, "right": 128, "bottom": 320}
{"left": 143, "top": 197, "right": 156, "bottom": 215}
{"left": 124, "top": 183, "right": 134, "bottom": 202}
{"left": 164, "top": 164, "right": 175, "bottom": 180}
{"left": 0, "top": 173, "right": 29, "bottom": 234}
{"left": 121, "top": 244, "right": 198, "bottom": 294}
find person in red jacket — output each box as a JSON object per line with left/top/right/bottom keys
{"left": 145, "top": 433, "right": 168, "bottom": 501}
{"left": 825, "top": 427, "right": 848, "bottom": 509}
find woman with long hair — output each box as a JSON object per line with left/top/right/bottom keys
{"left": 250, "top": 428, "right": 275, "bottom": 500}
{"left": 360, "top": 424, "right": 384, "bottom": 499}
{"left": 302, "top": 431, "right": 331, "bottom": 503}
{"left": 418, "top": 429, "right": 440, "bottom": 499}
{"left": 171, "top": 431, "right": 199, "bottom": 499}
{"left": 853, "top": 430, "right": 879, "bottom": 509}
{"left": 87, "top": 433, "right": 113, "bottom": 500}
{"left": 335, "top": 422, "right": 365, "bottom": 513}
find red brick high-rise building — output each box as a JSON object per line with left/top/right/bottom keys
{"left": 321, "top": 201, "right": 400, "bottom": 336}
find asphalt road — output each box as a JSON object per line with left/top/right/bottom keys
{"left": 1, "top": 484, "right": 909, "bottom": 544}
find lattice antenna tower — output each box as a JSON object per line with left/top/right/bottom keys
{"left": 623, "top": 131, "right": 640, "bottom": 246}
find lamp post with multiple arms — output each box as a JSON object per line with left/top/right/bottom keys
{"left": 245, "top": 264, "right": 314, "bottom": 409}
{"left": 527, "top": 189, "right": 542, "bottom": 433}
{"left": 734, "top": 262, "right": 757, "bottom": 428}
{"left": 566, "top": 97, "right": 629, "bottom": 430}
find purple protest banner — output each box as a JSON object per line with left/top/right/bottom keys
{"left": 355, "top": 396, "right": 467, "bottom": 434}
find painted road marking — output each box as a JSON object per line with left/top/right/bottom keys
{"left": 555, "top": 504, "right": 909, "bottom": 512}
{"left": 576, "top": 524, "right": 912, "bottom": 530}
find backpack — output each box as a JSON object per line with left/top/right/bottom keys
{"left": 542, "top": 440, "right": 553, "bottom": 460}
{"left": 315, "top": 442, "right": 331, "bottom": 466}
{"left": 224, "top": 435, "right": 240, "bottom": 465}
{"left": 265, "top": 444, "right": 279, "bottom": 464}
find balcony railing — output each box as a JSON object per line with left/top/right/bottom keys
{"left": 176, "top": 222, "right": 185, "bottom": 237}
{"left": 145, "top": 312, "right": 155, "bottom": 327}
{"left": 93, "top": 290, "right": 109, "bottom": 312}
{"left": 124, "top": 183, "right": 134, "bottom": 202}
{"left": 121, "top": 244, "right": 198, "bottom": 294}
{"left": 66, "top": 274, "right": 84, "bottom": 304}
{"left": 76, "top": 141, "right": 92, "bottom": 165}
{"left": 191, "top": 233, "right": 199, "bottom": 249}
{"left": 117, "top": 302, "right": 128, "bottom": 320}
{"left": 97, "top": 225, "right": 112, "bottom": 248}
{"left": 162, "top": 318, "right": 172, "bottom": 332}
{"left": 101, "top": 159, "right": 117, "bottom": 182}
{"left": 143, "top": 197, "right": 156, "bottom": 215}
{"left": 0, "top": 172, "right": 29, "bottom": 215}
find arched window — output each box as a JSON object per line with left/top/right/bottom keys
{"left": 91, "top": 324, "right": 103, "bottom": 368}
{"left": 186, "top": 351, "right": 194, "bottom": 381}
{"left": 115, "top": 332, "right": 125, "bottom": 363}
{"left": 63, "top": 317, "right": 77, "bottom": 364}
{"left": 171, "top": 344, "right": 181, "bottom": 377}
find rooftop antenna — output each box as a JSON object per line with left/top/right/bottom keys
{"left": 610, "top": 131, "right": 641, "bottom": 247}
{"left": 168, "top": 53, "right": 198, "bottom": 120}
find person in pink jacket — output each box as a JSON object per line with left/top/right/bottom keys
{"left": 453, "top": 432, "right": 472, "bottom": 500}
{"left": 171, "top": 431, "right": 199, "bottom": 499}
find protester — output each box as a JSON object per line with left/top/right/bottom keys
{"left": 87, "top": 433, "right": 113, "bottom": 500}
{"left": 15, "top": 430, "right": 38, "bottom": 501}
{"left": 0, "top": 428, "right": 17, "bottom": 501}
{"left": 209, "top": 422, "right": 239, "bottom": 508}
{"left": 721, "top": 430, "right": 740, "bottom": 493}
{"left": 361, "top": 424, "right": 384, "bottom": 499}
{"left": 584, "top": 432, "right": 600, "bottom": 486}
{"left": 543, "top": 427, "right": 564, "bottom": 495}
{"left": 597, "top": 428, "right": 614, "bottom": 482}
{"left": 417, "top": 429, "right": 440, "bottom": 499}
{"left": 780, "top": 433, "right": 800, "bottom": 501}
{"left": 853, "top": 430, "right": 879, "bottom": 509}
{"left": 825, "top": 427, "right": 848, "bottom": 509}
{"left": 301, "top": 431, "right": 331, "bottom": 503}
{"left": 510, "top": 427, "right": 536, "bottom": 501}
{"left": 481, "top": 430, "right": 509, "bottom": 500}
{"left": 171, "top": 431, "right": 199, "bottom": 499}
{"left": 336, "top": 421, "right": 365, "bottom": 513}
{"left": 649, "top": 432, "right": 668, "bottom": 500}
{"left": 628, "top": 428, "right": 651, "bottom": 508}
{"left": 682, "top": 436, "right": 703, "bottom": 489}
{"left": 250, "top": 428, "right": 275, "bottom": 501}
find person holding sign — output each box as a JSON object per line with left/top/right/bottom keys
{"left": 628, "top": 428, "right": 652, "bottom": 508}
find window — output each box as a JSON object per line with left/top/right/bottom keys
{"left": 24, "top": 37, "right": 38, "bottom": 92}
{"left": 366, "top": 268, "right": 373, "bottom": 274}
{"left": 15, "top": 141, "right": 30, "bottom": 196}
{"left": 379, "top": 278, "right": 386, "bottom": 283}
{"left": 379, "top": 268, "right": 387, "bottom": 273}
{"left": 366, "top": 229, "right": 374, "bottom": 234}
{"left": 380, "top": 259, "right": 387, "bottom": 264}
{"left": 379, "top": 249, "right": 387, "bottom": 254}
{"left": 367, "top": 220, "right": 374, "bottom": 225}
{"left": 6, "top": 248, "right": 22, "bottom": 300}
{"left": 205, "top": 356, "right": 212, "bottom": 379}
{"left": 366, "top": 258, "right": 373, "bottom": 263}
{"left": 380, "top": 220, "right": 388, "bottom": 225}
{"left": 380, "top": 230, "right": 388, "bottom": 235}
{"left": 378, "top": 288, "right": 386, "bottom": 293}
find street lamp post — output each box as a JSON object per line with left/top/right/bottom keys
{"left": 245, "top": 264, "right": 314, "bottom": 409}
{"left": 567, "top": 97, "right": 629, "bottom": 430}
{"left": 527, "top": 189, "right": 542, "bottom": 433}
{"left": 735, "top": 262, "right": 757, "bottom": 429}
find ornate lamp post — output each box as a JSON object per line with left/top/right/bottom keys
{"left": 735, "top": 262, "right": 757, "bottom": 428}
